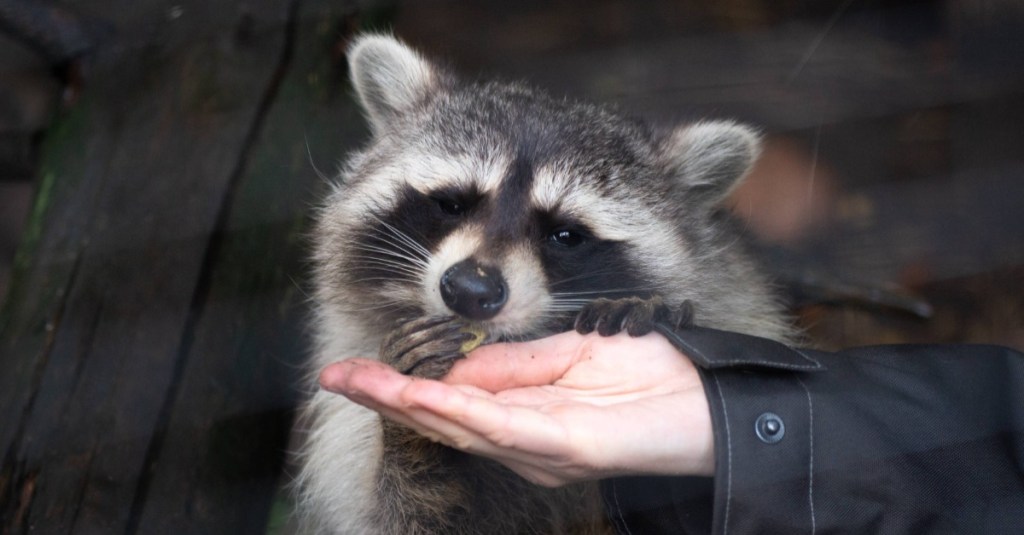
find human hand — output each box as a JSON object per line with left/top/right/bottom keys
{"left": 319, "top": 330, "right": 715, "bottom": 487}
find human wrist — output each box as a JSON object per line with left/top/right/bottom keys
{"left": 663, "top": 387, "right": 716, "bottom": 477}
{"left": 597, "top": 386, "right": 715, "bottom": 479}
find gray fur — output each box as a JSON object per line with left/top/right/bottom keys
{"left": 294, "top": 34, "right": 794, "bottom": 534}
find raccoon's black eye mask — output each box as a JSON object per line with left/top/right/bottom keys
{"left": 548, "top": 227, "right": 588, "bottom": 248}
{"left": 533, "top": 209, "right": 594, "bottom": 250}
{"left": 434, "top": 197, "right": 467, "bottom": 216}
{"left": 428, "top": 186, "right": 483, "bottom": 218}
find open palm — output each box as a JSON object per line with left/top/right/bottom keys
{"left": 320, "top": 330, "right": 715, "bottom": 486}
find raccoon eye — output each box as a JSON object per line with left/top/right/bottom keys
{"left": 434, "top": 197, "right": 468, "bottom": 217}
{"left": 549, "top": 228, "right": 587, "bottom": 248}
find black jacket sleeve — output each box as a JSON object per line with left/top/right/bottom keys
{"left": 602, "top": 326, "right": 1024, "bottom": 534}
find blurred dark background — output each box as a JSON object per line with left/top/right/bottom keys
{"left": 383, "top": 0, "right": 1024, "bottom": 349}
{"left": 1, "top": 0, "right": 1022, "bottom": 533}
{"left": 3, "top": 0, "right": 1023, "bottom": 347}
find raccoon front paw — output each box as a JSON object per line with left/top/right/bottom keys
{"left": 574, "top": 296, "right": 695, "bottom": 337}
{"left": 380, "top": 316, "right": 483, "bottom": 379}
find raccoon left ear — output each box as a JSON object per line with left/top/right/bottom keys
{"left": 348, "top": 34, "right": 442, "bottom": 133}
{"left": 661, "top": 121, "right": 762, "bottom": 208}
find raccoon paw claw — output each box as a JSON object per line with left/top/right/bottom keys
{"left": 574, "top": 297, "right": 694, "bottom": 337}
{"left": 380, "top": 316, "right": 478, "bottom": 379}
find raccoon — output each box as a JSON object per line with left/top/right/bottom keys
{"left": 295, "top": 34, "right": 794, "bottom": 534}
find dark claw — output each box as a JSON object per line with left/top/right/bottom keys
{"left": 380, "top": 316, "right": 476, "bottom": 379}
{"left": 577, "top": 299, "right": 598, "bottom": 332}
{"left": 673, "top": 300, "right": 695, "bottom": 330}
{"left": 575, "top": 296, "right": 695, "bottom": 337}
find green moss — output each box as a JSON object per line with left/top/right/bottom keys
{"left": 14, "top": 170, "right": 55, "bottom": 268}
{"left": 0, "top": 99, "right": 92, "bottom": 331}
{"left": 263, "top": 489, "right": 295, "bottom": 535}
{"left": 18, "top": 100, "right": 91, "bottom": 255}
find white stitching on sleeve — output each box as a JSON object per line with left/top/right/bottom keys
{"left": 608, "top": 480, "right": 634, "bottom": 535}
{"left": 713, "top": 374, "right": 732, "bottom": 535}
{"left": 797, "top": 377, "right": 816, "bottom": 534}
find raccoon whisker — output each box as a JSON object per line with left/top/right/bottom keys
{"left": 348, "top": 238, "right": 428, "bottom": 262}
{"left": 348, "top": 242, "right": 430, "bottom": 270}
{"left": 334, "top": 301, "right": 406, "bottom": 314}
{"left": 537, "top": 304, "right": 585, "bottom": 314}
{"left": 549, "top": 292, "right": 612, "bottom": 299}
{"left": 545, "top": 304, "right": 590, "bottom": 311}
{"left": 304, "top": 135, "right": 332, "bottom": 184}
{"left": 348, "top": 256, "right": 428, "bottom": 279}
{"left": 540, "top": 307, "right": 581, "bottom": 315}
{"left": 360, "top": 213, "right": 432, "bottom": 258}
{"left": 540, "top": 308, "right": 584, "bottom": 316}
{"left": 348, "top": 276, "right": 422, "bottom": 286}
{"left": 546, "top": 297, "right": 593, "bottom": 305}
{"left": 371, "top": 217, "right": 433, "bottom": 259}
{"left": 549, "top": 287, "right": 657, "bottom": 298}
{"left": 536, "top": 307, "right": 585, "bottom": 315}
{"left": 375, "top": 212, "right": 434, "bottom": 251}
{"left": 360, "top": 231, "right": 430, "bottom": 266}
{"left": 352, "top": 272, "right": 422, "bottom": 285}
{"left": 349, "top": 266, "right": 423, "bottom": 283}
{"left": 288, "top": 275, "right": 314, "bottom": 302}
{"left": 547, "top": 298, "right": 592, "bottom": 304}
{"left": 349, "top": 251, "right": 425, "bottom": 271}
{"left": 548, "top": 269, "right": 638, "bottom": 288}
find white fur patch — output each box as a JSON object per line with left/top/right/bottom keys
{"left": 296, "top": 392, "right": 382, "bottom": 535}
{"left": 421, "top": 224, "right": 484, "bottom": 316}
{"left": 339, "top": 152, "right": 511, "bottom": 221}
{"left": 493, "top": 244, "right": 551, "bottom": 336}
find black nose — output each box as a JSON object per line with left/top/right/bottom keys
{"left": 440, "top": 259, "right": 508, "bottom": 320}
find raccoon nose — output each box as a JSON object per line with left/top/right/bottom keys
{"left": 440, "top": 259, "right": 508, "bottom": 321}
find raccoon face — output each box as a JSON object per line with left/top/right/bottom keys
{"left": 314, "top": 35, "right": 761, "bottom": 342}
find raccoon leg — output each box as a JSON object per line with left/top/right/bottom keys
{"left": 380, "top": 316, "right": 477, "bottom": 379}
{"left": 575, "top": 296, "right": 695, "bottom": 337}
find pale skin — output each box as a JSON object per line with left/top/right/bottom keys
{"left": 319, "top": 330, "right": 716, "bottom": 487}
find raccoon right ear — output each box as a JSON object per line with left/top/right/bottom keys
{"left": 661, "top": 121, "right": 762, "bottom": 208}
{"left": 348, "top": 34, "right": 442, "bottom": 133}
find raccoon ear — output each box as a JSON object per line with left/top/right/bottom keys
{"left": 348, "top": 34, "right": 441, "bottom": 133}
{"left": 662, "top": 121, "right": 762, "bottom": 208}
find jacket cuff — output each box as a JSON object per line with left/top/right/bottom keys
{"left": 658, "top": 325, "right": 822, "bottom": 534}
{"left": 653, "top": 324, "right": 824, "bottom": 371}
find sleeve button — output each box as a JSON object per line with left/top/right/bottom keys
{"left": 755, "top": 412, "right": 785, "bottom": 444}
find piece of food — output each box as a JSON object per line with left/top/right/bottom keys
{"left": 459, "top": 324, "right": 487, "bottom": 353}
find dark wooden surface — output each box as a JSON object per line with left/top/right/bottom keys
{"left": 1, "top": 1, "right": 1023, "bottom": 533}
{"left": 0, "top": 1, "right": 370, "bottom": 532}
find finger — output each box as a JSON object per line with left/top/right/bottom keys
{"left": 320, "top": 360, "right": 501, "bottom": 450}
{"left": 444, "top": 331, "right": 589, "bottom": 391}
{"left": 319, "top": 358, "right": 420, "bottom": 412}
{"left": 404, "top": 378, "right": 574, "bottom": 459}
{"left": 320, "top": 358, "right": 399, "bottom": 393}
{"left": 377, "top": 401, "right": 577, "bottom": 487}
{"left": 319, "top": 358, "right": 378, "bottom": 393}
